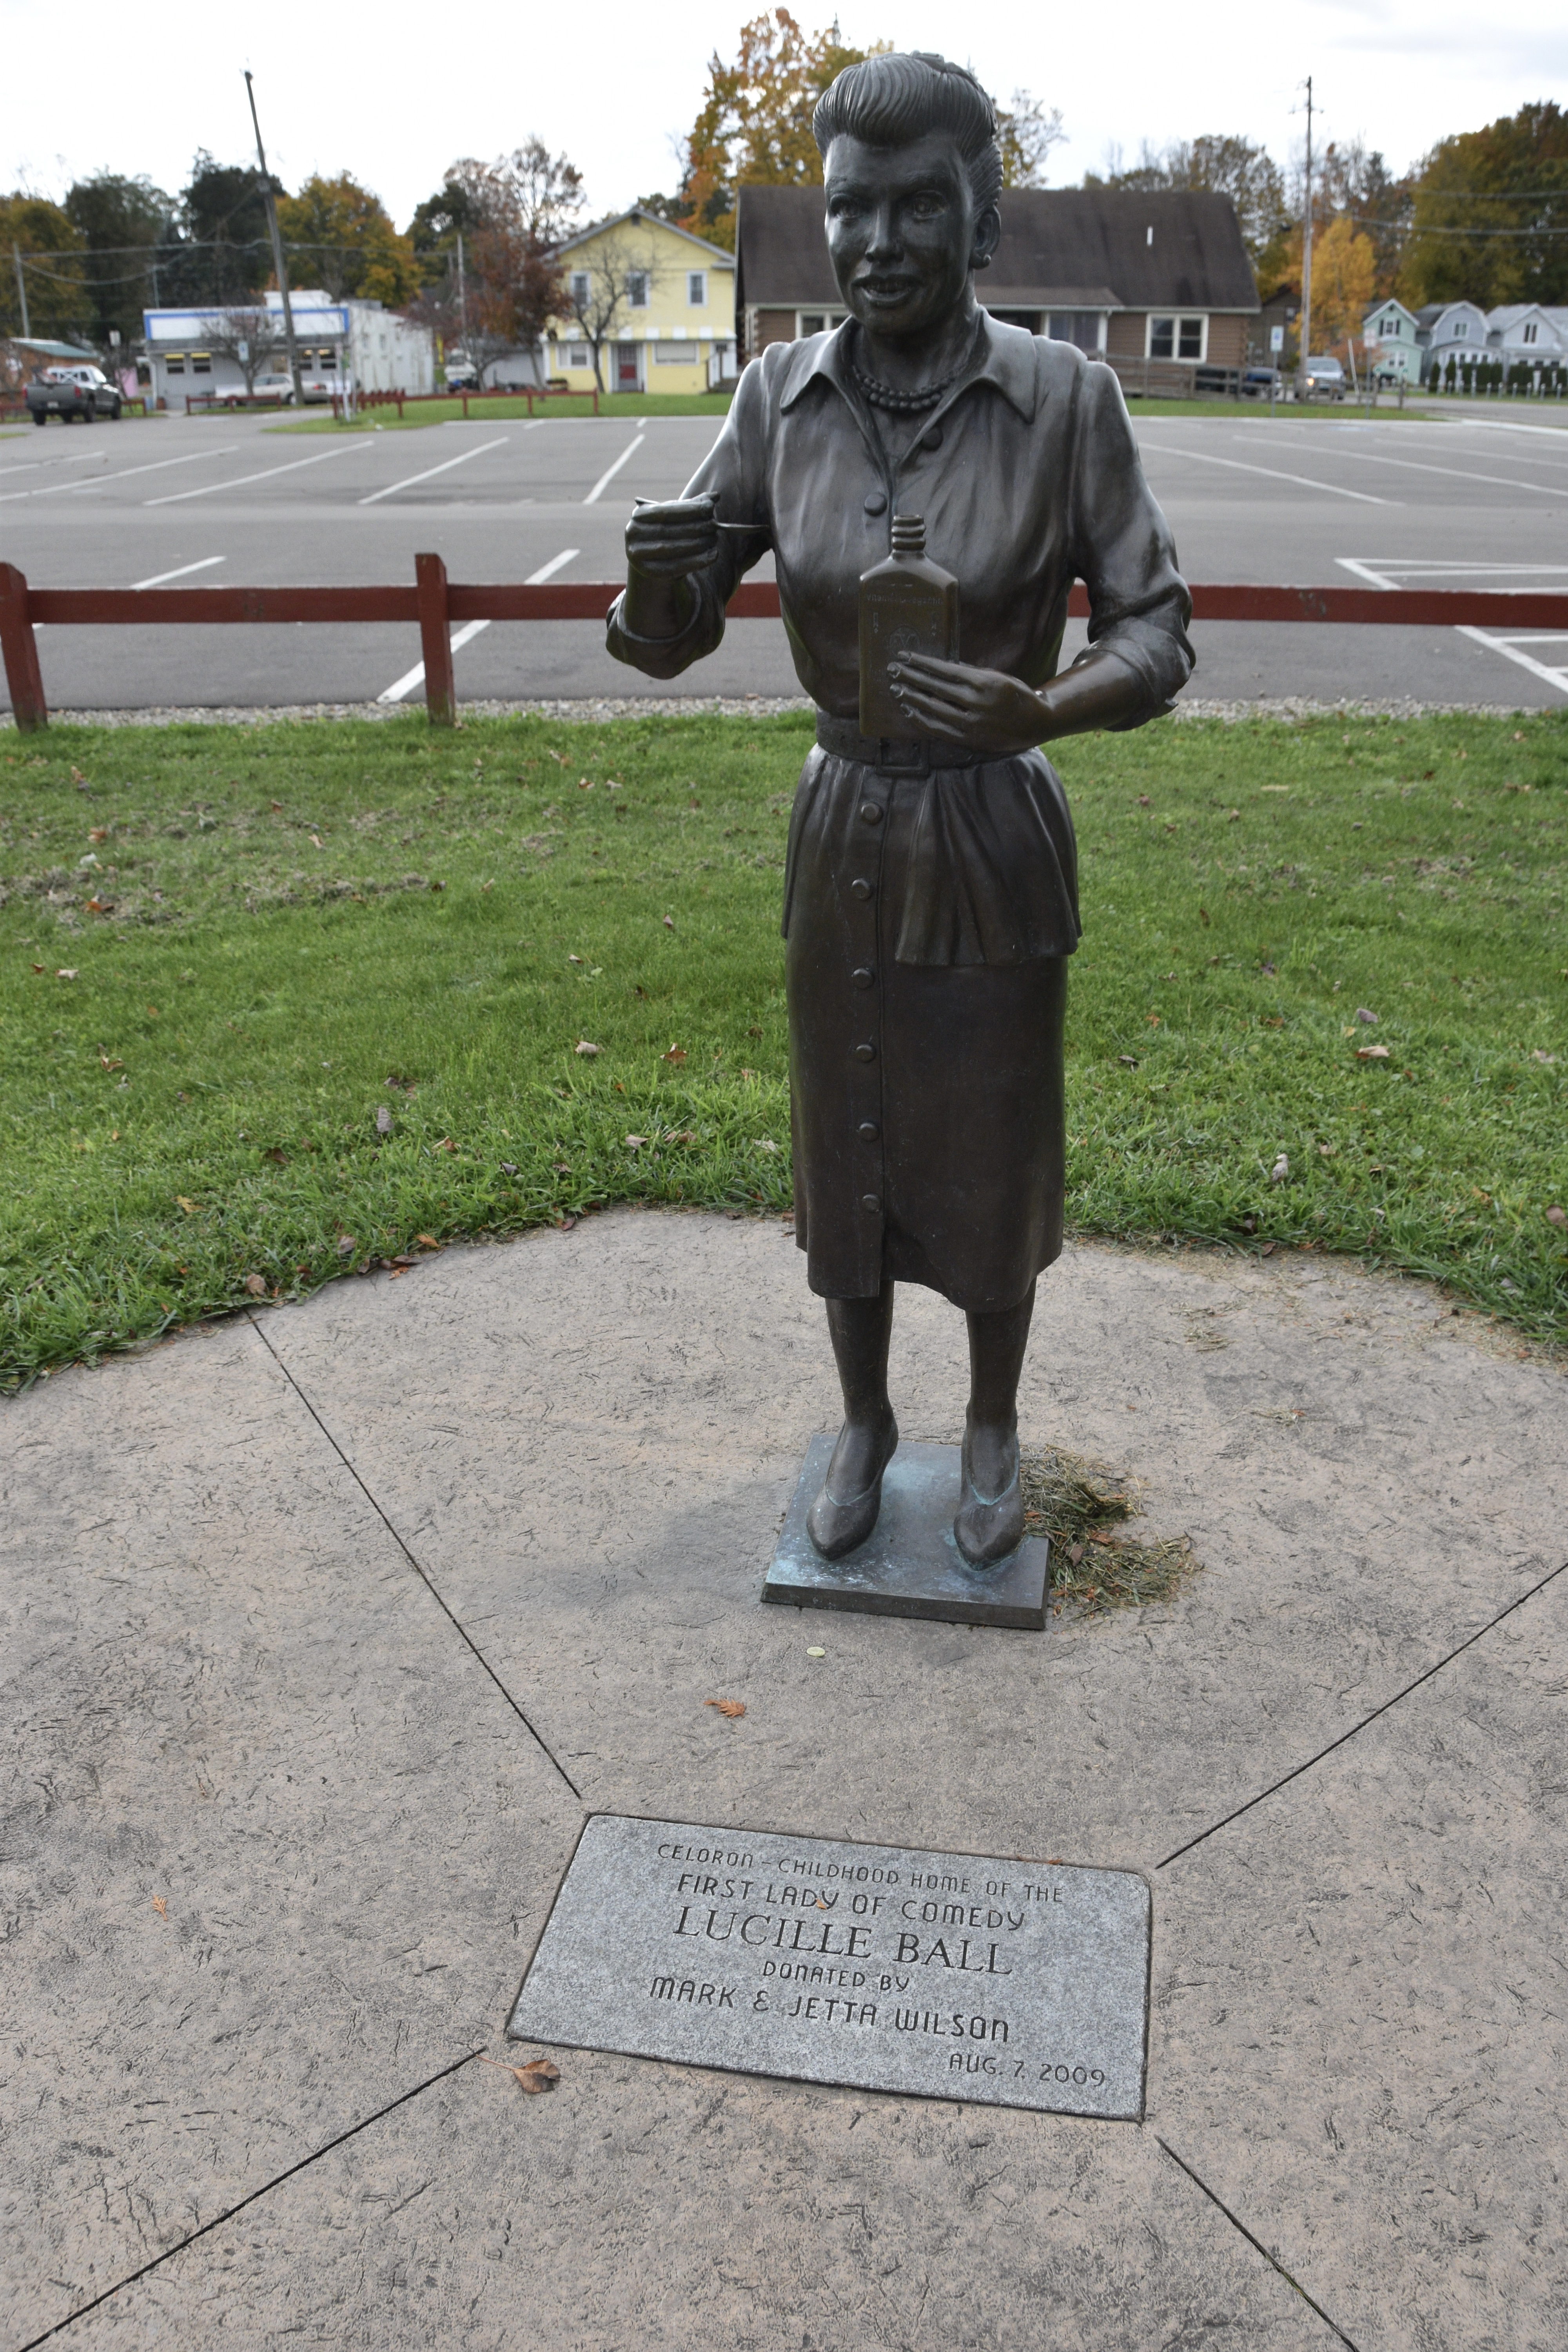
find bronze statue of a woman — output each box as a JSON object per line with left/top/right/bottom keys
{"left": 610, "top": 52, "right": 1193, "bottom": 1572}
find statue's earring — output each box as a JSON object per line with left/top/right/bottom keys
{"left": 971, "top": 251, "right": 991, "bottom": 270}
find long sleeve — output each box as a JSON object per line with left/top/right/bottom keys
{"left": 605, "top": 353, "right": 775, "bottom": 681}
{"left": 1066, "top": 360, "right": 1195, "bottom": 723}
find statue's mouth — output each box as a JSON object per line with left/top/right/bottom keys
{"left": 856, "top": 274, "right": 921, "bottom": 306}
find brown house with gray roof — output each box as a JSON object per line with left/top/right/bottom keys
{"left": 735, "top": 185, "right": 1259, "bottom": 394}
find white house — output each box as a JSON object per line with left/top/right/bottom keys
{"left": 1485, "top": 304, "right": 1568, "bottom": 368}
{"left": 1362, "top": 297, "right": 1421, "bottom": 380}
{"left": 142, "top": 290, "right": 434, "bottom": 405}
{"left": 1413, "top": 300, "right": 1490, "bottom": 383}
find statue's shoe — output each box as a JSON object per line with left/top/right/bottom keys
{"left": 807, "top": 1418, "right": 899, "bottom": 1561}
{"left": 954, "top": 1429, "right": 1024, "bottom": 1567}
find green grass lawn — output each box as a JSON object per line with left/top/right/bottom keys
{"left": 270, "top": 390, "right": 738, "bottom": 434}
{"left": 2, "top": 709, "right": 1564, "bottom": 1389}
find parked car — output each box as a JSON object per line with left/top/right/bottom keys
{"left": 216, "top": 373, "right": 295, "bottom": 408}
{"left": 443, "top": 351, "right": 478, "bottom": 391}
{"left": 26, "top": 365, "right": 123, "bottom": 424}
{"left": 1299, "top": 356, "right": 1347, "bottom": 400}
{"left": 1243, "top": 365, "right": 1283, "bottom": 398}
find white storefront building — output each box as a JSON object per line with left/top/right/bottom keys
{"left": 142, "top": 290, "right": 434, "bottom": 404}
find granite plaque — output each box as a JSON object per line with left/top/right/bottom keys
{"left": 763, "top": 1436, "right": 1050, "bottom": 1628}
{"left": 507, "top": 1815, "right": 1149, "bottom": 2119}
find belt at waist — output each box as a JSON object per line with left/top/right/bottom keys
{"left": 815, "top": 710, "right": 987, "bottom": 773}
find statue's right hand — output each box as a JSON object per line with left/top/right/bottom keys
{"left": 626, "top": 495, "right": 721, "bottom": 580}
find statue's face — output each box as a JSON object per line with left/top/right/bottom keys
{"left": 823, "top": 131, "right": 995, "bottom": 339}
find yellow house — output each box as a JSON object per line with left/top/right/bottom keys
{"left": 546, "top": 211, "right": 737, "bottom": 396}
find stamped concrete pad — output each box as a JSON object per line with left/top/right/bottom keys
{"left": 59, "top": 2054, "right": 1328, "bottom": 2352}
{"left": 1156, "top": 1568, "right": 1568, "bottom": 2352}
{"left": 508, "top": 1815, "right": 1149, "bottom": 2118}
{"left": 0, "top": 1321, "right": 580, "bottom": 2347}
{"left": 256, "top": 1210, "right": 1568, "bottom": 1869}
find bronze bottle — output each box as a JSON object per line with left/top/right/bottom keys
{"left": 858, "top": 514, "right": 958, "bottom": 740}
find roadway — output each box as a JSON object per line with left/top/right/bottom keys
{"left": 3, "top": 401, "right": 1566, "bottom": 714}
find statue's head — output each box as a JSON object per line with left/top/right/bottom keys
{"left": 813, "top": 53, "right": 1003, "bottom": 341}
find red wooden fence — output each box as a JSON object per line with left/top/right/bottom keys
{"left": 3, "top": 556, "right": 1566, "bottom": 733}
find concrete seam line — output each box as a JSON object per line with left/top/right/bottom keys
{"left": 1155, "top": 1553, "right": 1568, "bottom": 1870}
{"left": 16, "top": 2048, "right": 485, "bottom": 2349}
{"left": 1155, "top": 2139, "right": 1363, "bottom": 2351}
{"left": 244, "top": 1312, "right": 584, "bottom": 1801}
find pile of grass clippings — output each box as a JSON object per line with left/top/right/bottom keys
{"left": 1021, "top": 1445, "right": 1201, "bottom": 1617}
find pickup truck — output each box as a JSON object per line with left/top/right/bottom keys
{"left": 26, "top": 365, "right": 124, "bottom": 424}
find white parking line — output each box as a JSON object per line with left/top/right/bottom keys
{"left": 0, "top": 445, "right": 240, "bottom": 503}
{"left": 1333, "top": 556, "right": 1568, "bottom": 699}
{"left": 1269, "top": 432, "right": 1568, "bottom": 500}
{"left": 145, "top": 443, "right": 376, "bottom": 506}
{"left": 584, "top": 435, "right": 646, "bottom": 504}
{"left": 358, "top": 436, "right": 510, "bottom": 507}
{"left": 131, "top": 557, "right": 227, "bottom": 589}
{"left": 375, "top": 547, "right": 579, "bottom": 705}
{"left": 1138, "top": 443, "right": 1391, "bottom": 504}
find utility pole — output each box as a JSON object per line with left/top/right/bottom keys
{"left": 244, "top": 69, "right": 303, "bottom": 407}
{"left": 456, "top": 230, "right": 470, "bottom": 366}
{"left": 1298, "top": 74, "right": 1314, "bottom": 403}
{"left": 12, "top": 243, "right": 30, "bottom": 341}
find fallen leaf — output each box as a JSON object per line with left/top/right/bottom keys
{"left": 706, "top": 1699, "right": 747, "bottom": 1719}
{"left": 1145, "top": 1012, "right": 1161, "bottom": 1027}
{"left": 806, "top": 1646, "right": 826, "bottom": 1658}
{"left": 376, "top": 1106, "right": 393, "bottom": 1135}
{"left": 1260, "top": 961, "right": 1276, "bottom": 976}
{"left": 1068, "top": 1543, "right": 1085, "bottom": 1565}
{"left": 1534, "top": 1050, "right": 1557, "bottom": 1066}
{"left": 1356, "top": 1007, "right": 1379, "bottom": 1025}
{"left": 1261, "top": 1014, "right": 1284, "bottom": 1028}
{"left": 1270, "top": 1153, "right": 1289, "bottom": 1183}
{"left": 552, "top": 1161, "right": 573, "bottom": 1174}
{"left": 433, "top": 1136, "right": 458, "bottom": 1153}
{"left": 416, "top": 1234, "right": 441, "bottom": 1249}
{"left": 337, "top": 1235, "right": 357, "bottom": 1256}
{"left": 151, "top": 1895, "right": 167, "bottom": 1918}
{"left": 753, "top": 1137, "right": 779, "bottom": 1152}
{"left": 243, "top": 1273, "right": 267, "bottom": 1296}
{"left": 1118, "top": 1054, "right": 1138, "bottom": 1068}
{"left": 1137, "top": 793, "right": 1151, "bottom": 806}
{"left": 429, "top": 880, "right": 446, "bottom": 892}
{"left": 271, "top": 799, "right": 284, "bottom": 811}
{"left": 310, "top": 833, "right": 323, "bottom": 848}
{"left": 1356, "top": 1044, "right": 1391, "bottom": 1060}
{"left": 664, "top": 1129, "right": 696, "bottom": 1145}
{"left": 556, "top": 1212, "right": 579, "bottom": 1232}
{"left": 32, "top": 963, "right": 46, "bottom": 973}
{"left": 1260, "top": 1240, "right": 1278, "bottom": 1257}
{"left": 662, "top": 914, "right": 675, "bottom": 929}
{"left": 546, "top": 747, "right": 569, "bottom": 765}
{"left": 264, "top": 1146, "right": 288, "bottom": 1165}
{"left": 85, "top": 897, "right": 114, "bottom": 915}
{"left": 499, "top": 1160, "right": 520, "bottom": 1175}
{"left": 100, "top": 1054, "right": 123, "bottom": 1071}
{"left": 56, "top": 968, "right": 78, "bottom": 980}
{"left": 481, "top": 2053, "right": 562, "bottom": 2094}
{"left": 624, "top": 1133, "right": 648, "bottom": 1150}
{"left": 575, "top": 1039, "right": 602, "bottom": 1056}
{"left": 568, "top": 953, "right": 584, "bottom": 965}
{"left": 1199, "top": 906, "right": 1210, "bottom": 926}
{"left": 1547, "top": 1206, "right": 1567, "bottom": 1229}
{"left": 175, "top": 1195, "right": 200, "bottom": 1214}
{"left": 662, "top": 1045, "right": 688, "bottom": 1063}
{"left": 89, "top": 826, "right": 109, "bottom": 843}
{"left": 577, "top": 776, "right": 594, "bottom": 791}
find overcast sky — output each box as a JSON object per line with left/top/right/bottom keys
{"left": 4, "top": 0, "right": 1564, "bottom": 233}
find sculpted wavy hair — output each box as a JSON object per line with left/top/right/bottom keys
{"left": 811, "top": 51, "right": 1004, "bottom": 217}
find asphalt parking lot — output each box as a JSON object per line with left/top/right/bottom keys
{"left": 3, "top": 400, "right": 1566, "bottom": 714}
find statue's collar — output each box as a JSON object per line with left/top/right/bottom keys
{"left": 778, "top": 309, "right": 1038, "bottom": 424}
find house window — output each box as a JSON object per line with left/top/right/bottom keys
{"left": 627, "top": 272, "right": 650, "bottom": 309}
{"left": 318, "top": 349, "right": 337, "bottom": 370}
{"left": 1148, "top": 316, "right": 1205, "bottom": 361}
{"left": 570, "top": 272, "right": 590, "bottom": 309}
{"left": 797, "top": 311, "right": 848, "bottom": 336}
{"left": 166, "top": 354, "right": 185, "bottom": 375}
{"left": 191, "top": 352, "right": 212, "bottom": 374}
{"left": 566, "top": 343, "right": 591, "bottom": 369}
{"left": 655, "top": 341, "right": 699, "bottom": 364}
{"left": 687, "top": 272, "right": 707, "bottom": 307}
{"left": 1523, "top": 321, "right": 1539, "bottom": 345}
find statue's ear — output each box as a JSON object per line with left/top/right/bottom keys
{"left": 971, "top": 202, "right": 1001, "bottom": 273}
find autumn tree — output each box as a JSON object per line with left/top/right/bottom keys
{"left": 0, "top": 192, "right": 88, "bottom": 343}
{"left": 1309, "top": 215, "right": 1377, "bottom": 355}
{"left": 276, "top": 174, "right": 416, "bottom": 305}
{"left": 996, "top": 93, "right": 1065, "bottom": 189}
{"left": 1399, "top": 101, "right": 1568, "bottom": 308}
{"left": 405, "top": 140, "right": 583, "bottom": 377}
{"left": 677, "top": 10, "right": 886, "bottom": 250}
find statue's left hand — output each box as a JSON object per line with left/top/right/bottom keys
{"left": 887, "top": 655, "right": 1049, "bottom": 757}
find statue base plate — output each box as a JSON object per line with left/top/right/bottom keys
{"left": 763, "top": 1434, "right": 1049, "bottom": 1630}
